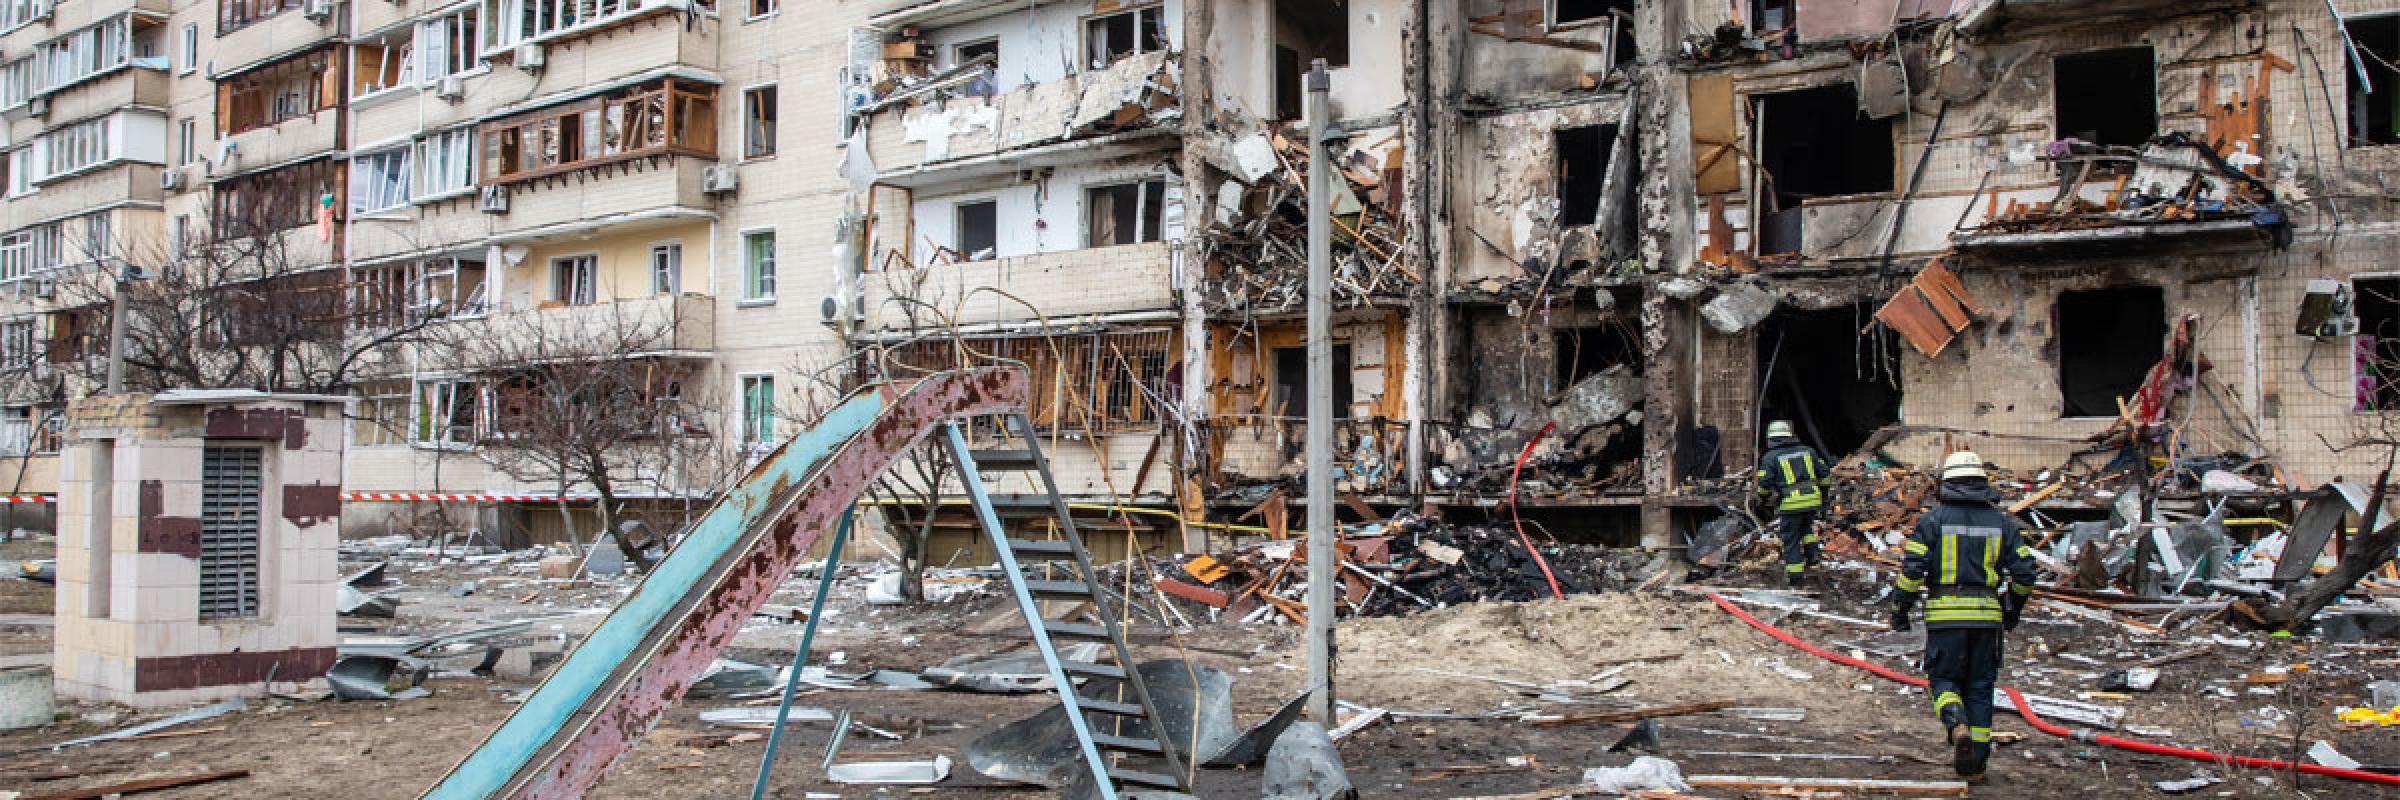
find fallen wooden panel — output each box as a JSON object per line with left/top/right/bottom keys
{"left": 1687, "top": 774, "right": 1971, "bottom": 795}
{"left": 25, "top": 768, "right": 251, "bottom": 800}
{"left": 1154, "top": 577, "right": 1231, "bottom": 608}
{"left": 1877, "top": 260, "right": 1985, "bottom": 357}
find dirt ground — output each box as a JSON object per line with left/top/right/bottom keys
{"left": 4, "top": 542, "right": 2400, "bottom": 799}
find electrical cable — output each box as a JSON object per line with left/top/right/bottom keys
{"left": 1705, "top": 593, "right": 2400, "bottom": 787}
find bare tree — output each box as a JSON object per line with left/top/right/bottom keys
{"left": 46, "top": 220, "right": 437, "bottom": 394}
{"left": 435, "top": 303, "right": 720, "bottom": 572}
{"left": 2263, "top": 339, "right": 2400, "bottom": 631}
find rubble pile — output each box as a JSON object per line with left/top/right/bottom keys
{"left": 1193, "top": 122, "right": 1418, "bottom": 313}
{"left": 1957, "top": 133, "right": 2292, "bottom": 244}
{"left": 1150, "top": 512, "right": 1672, "bottom": 622}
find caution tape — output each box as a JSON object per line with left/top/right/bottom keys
{"left": 0, "top": 495, "right": 51, "bottom": 503}
{"left": 341, "top": 492, "right": 598, "bottom": 503}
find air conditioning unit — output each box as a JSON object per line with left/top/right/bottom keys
{"left": 159, "top": 167, "right": 186, "bottom": 192}
{"left": 478, "top": 184, "right": 510, "bottom": 213}
{"left": 24, "top": 96, "right": 46, "bottom": 118}
{"left": 2299, "top": 279, "right": 2359, "bottom": 338}
{"left": 701, "top": 164, "right": 738, "bottom": 194}
{"left": 303, "top": 0, "right": 333, "bottom": 20}
{"left": 817, "top": 291, "right": 861, "bottom": 326}
{"left": 435, "top": 75, "right": 465, "bottom": 102}
{"left": 514, "top": 44, "right": 545, "bottom": 71}
{"left": 27, "top": 278, "right": 52, "bottom": 299}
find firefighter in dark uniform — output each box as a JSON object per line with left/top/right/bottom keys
{"left": 1753, "top": 420, "right": 1829, "bottom": 587}
{"left": 1889, "top": 451, "right": 2038, "bottom": 782}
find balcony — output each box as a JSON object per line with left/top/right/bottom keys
{"left": 482, "top": 154, "right": 714, "bottom": 241}
{"left": 1, "top": 164, "right": 160, "bottom": 232}
{"left": 860, "top": 240, "right": 1175, "bottom": 331}
{"left": 214, "top": 0, "right": 340, "bottom": 65}
{"left": 351, "top": 17, "right": 717, "bottom": 146}
{"left": 35, "top": 62, "right": 168, "bottom": 124}
{"left": 422, "top": 293, "right": 715, "bottom": 371}
{"left": 862, "top": 50, "right": 1177, "bottom": 180}
{"left": 33, "top": 0, "right": 171, "bottom": 41}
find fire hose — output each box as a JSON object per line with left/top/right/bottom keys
{"left": 1507, "top": 423, "right": 1565, "bottom": 600}
{"left": 1705, "top": 593, "right": 2400, "bottom": 787}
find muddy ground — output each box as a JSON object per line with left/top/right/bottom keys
{"left": 2, "top": 541, "right": 2399, "bottom": 798}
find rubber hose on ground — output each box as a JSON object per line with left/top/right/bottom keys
{"left": 1705, "top": 593, "right": 2400, "bottom": 787}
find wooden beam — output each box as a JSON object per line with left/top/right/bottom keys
{"left": 1531, "top": 700, "right": 1735, "bottom": 727}
{"left": 1686, "top": 775, "right": 1969, "bottom": 795}
{"left": 25, "top": 769, "right": 252, "bottom": 800}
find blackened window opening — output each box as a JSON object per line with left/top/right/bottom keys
{"left": 2057, "top": 287, "right": 2166, "bottom": 418}
{"left": 1556, "top": 322, "right": 1639, "bottom": 388}
{"left": 1753, "top": 84, "right": 1895, "bottom": 208}
{"left": 2348, "top": 16, "right": 2400, "bottom": 147}
{"left": 1272, "top": 344, "right": 1352, "bottom": 418}
{"left": 1556, "top": 124, "right": 1618, "bottom": 227}
{"left": 956, "top": 201, "right": 997, "bottom": 261}
{"left": 2054, "top": 46, "right": 2158, "bottom": 148}
{"left": 1755, "top": 303, "right": 1901, "bottom": 457}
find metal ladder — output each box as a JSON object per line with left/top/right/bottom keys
{"left": 940, "top": 413, "right": 1193, "bottom": 799}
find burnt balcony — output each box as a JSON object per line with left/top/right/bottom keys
{"left": 862, "top": 50, "right": 1177, "bottom": 181}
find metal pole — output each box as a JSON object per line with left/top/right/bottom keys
{"left": 105, "top": 263, "right": 130, "bottom": 394}
{"left": 749, "top": 506, "right": 854, "bottom": 800}
{"left": 1303, "top": 59, "right": 1336, "bottom": 725}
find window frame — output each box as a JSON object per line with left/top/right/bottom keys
{"left": 178, "top": 22, "right": 199, "bottom": 74}
{"left": 1081, "top": 4, "right": 1165, "bottom": 71}
{"left": 741, "top": 83, "right": 777, "bottom": 160}
{"left": 415, "top": 127, "right": 476, "bottom": 199}
{"left": 1083, "top": 178, "right": 1166, "bottom": 247}
{"left": 737, "top": 371, "right": 775, "bottom": 447}
{"left": 953, "top": 198, "right": 998, "bottom": 261}
{"left": 550, "top": 252, "right": 599, "bottom": 306}
{"left": 350, "top": 146, "right": 414, "bottom": 214}
{"left": 649, "top": 241, "right": 681, "bottom": 295}
{"left": 410, "top": 377, "right": 480, "bottom": 449}
{"left": 740, "top": 228, "right": 776, "bottom": 304}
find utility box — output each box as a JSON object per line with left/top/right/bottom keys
{"left": 51, "top": 391, "right": 348, "bottom": 708}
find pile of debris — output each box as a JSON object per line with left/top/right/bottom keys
{"left": 1957, "top": 132, "right": 2291, "bottom": 245}
{"left": 1151, "top": 512, "right": 1673, "bottom": 622}
{"left": 1191, "top": 119, "right": 1418, "bottom": 313}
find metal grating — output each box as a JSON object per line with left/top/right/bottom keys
{"left": 199, "top": 446, "right": 264, "bottom": 619}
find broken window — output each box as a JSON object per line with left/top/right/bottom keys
{"left": 478, "top": 79, "right": 716, "bottom": 185}
{"left": 418, "top": 7, "right": 483, "bottom": 84}
{"left": 739, "top": 372, "right": 775, "bottom": 446}
{"left": 352, "top": 382, "right": 411, "bottom": 447}
{"left": 212, "top": 157, "right": 342, "bottom": 236}
{"left": 2348, "top": 15, "right": 2400, "bottom": 147}
{"left": 650, "top": 243, "right": 681, "bottom": 295}
{"left": 217, "top": 47, "right": 339, "bottom": 136}
{"left": 750, "top": 0, "right": 774, "bottom": 18}
{"left": 414, "top": 378, "right": 479, "bottom": 446}
{"left": 1550, "top": 0, "right": 1634, "bottom": 64}
{"left": 954, "top": 38, "right": 998, "bottom": 67}
{"left": 1757, "top": 304, "right": 1900, "bottom": 457}
{"left": 486, "top": 0, "right": 679, "bottom": 49}
{"left": 350, "top": 147, "right": 412, "bottom": 214}
{"left": 743, "top": 85, "right": 777, "bottom": 159}
{"left": 2056, "top": 287, "right": 2165, "bottom": 418}
{"left": 2054, "top": 46, "right": 2157, "bottom": 148}
{"left": 1556, "top": 322, "right": 1639, "bottom": 388}
{"left": 2355, "top": 276, "right": 2400, "bottom": 411}
{"left": 551, "top": 254, "right": 596, "bottom": 305}
{"left": 1086, "top": 180, "right": 1165, "bottom": 246}
{"left": 1752, "top": 83, "right": 1894, "bottom": 254}
{"left": 1271, "top": 345, "right": 1353, "bottom": 418}
{"left": 351, "top": 29, "right": 413, "bottom": 97}
{"left": 416, "top": 128, "right": 476, "bottom": 197}
{"left": 1556, "top": 124, "right": 1617, "bottom": 228}
{"left": 221, "top": 0, "right": 302, "bottom": 34}
{"left": 1085, "top": 5, "right": 1166, "bottom": 70}
{"left": 1750, "top": 0, "right": 1795, "bottom": 33}
{"left": 955, "top": 200, "right": 996, "bottom": 261}
{"left": 1271, "top": 0, "right": 1348, "bottom": 119}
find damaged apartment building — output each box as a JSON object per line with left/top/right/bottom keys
{"left": 838, "top": 0, "right": 2400, "bottom": 554}
{"left": 0, "top": 0, "right": 2393, "bottom": 558}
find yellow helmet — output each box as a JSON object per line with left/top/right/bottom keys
{"left": 1939, "top": 451, "right": 1987, "bottom": 481}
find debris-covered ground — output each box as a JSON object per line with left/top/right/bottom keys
{"left": 7, "top": 522, "right": 2400, "bottom": 799}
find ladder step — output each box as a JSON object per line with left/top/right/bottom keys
{"left": 1042, "top": 621, "right": 1116, "bottom": 642}
{"left": 1025, "top": 580, "right": 1094, "bottom": 599}
{"left": 1060, "top": 660, "right": 1126, "bottom": 680}
{"left": 1078, "top": 698, "right": 1146, "bottom": 716}
{"left": 1090, "top": 732, "right": 1164, "bottom": 755}
{"left": 1008, "top": 539, "right": 1079, "bottom": 559}
{"left": 970, "top": 449, "right": 1041, "bottom": 471}
{"left": 1107, "top": 766, "right": 1186, "bottom": 790}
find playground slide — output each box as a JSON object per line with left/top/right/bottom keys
{"left": 420, "top": 368, "right": 1029, "bottom": 800}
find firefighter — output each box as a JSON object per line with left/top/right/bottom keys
{"left": 1753, "top": 420, "right": 1828, "bottom": 587}
{"left": 1889, "top": 450, "right": 2038, "bottom": 782}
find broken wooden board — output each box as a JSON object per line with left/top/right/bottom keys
{"left": 24, "top": 769, "right": 251, "bottom": 800}
{"left": 1532, "top": 700, "right": 1735, "bottom": 727}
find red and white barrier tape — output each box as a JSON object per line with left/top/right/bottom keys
{"left": 0, "top": 495, "right": 51, "bottom": 503}
{"left": 341, "top": 492, "right": 598, "bottom": 503}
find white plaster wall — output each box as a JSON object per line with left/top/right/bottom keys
{"left": 907, "top": 154, "right": 1181, "bottom": 264}
{"left": 921, "top": 0, "right": 1186, "bottom": 90}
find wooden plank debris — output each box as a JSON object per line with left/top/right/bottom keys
{"left": 23, "top": 769, "right": 252, "bottom": 799}
{"left": 1532, "top": 700, "right": 1736, "bottom": 727}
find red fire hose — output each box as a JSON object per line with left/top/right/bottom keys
{"left": 1507, "top": 423, "right": 1565, "bottom": 600}
{"left": 1705, "top": 593, "right": 2400, "bottom": 787}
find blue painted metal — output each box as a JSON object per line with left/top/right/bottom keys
{"left": 939, "top": 421, "right": 1121, "bottom": 800}
{"left": 421, "top": 391, "right": 891, "bottom": 800}
{"left": 749, "top": 506, "right": 854, "bottom": 800}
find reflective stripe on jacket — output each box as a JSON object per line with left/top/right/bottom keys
{"left": 1754, "top": 443, "right": 1828, "bottom": 512}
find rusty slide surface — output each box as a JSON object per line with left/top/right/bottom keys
{"left": 421, "top": 368, "right": 1029, "bottom": 799}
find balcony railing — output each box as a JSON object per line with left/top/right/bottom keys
{"left": 478, "top": 78, "right": 715, "bottom": 186}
